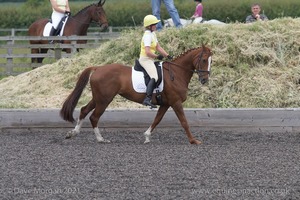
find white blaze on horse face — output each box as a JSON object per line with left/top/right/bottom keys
{"left": 207, "top": 56, "right": 212, "bottom": 75}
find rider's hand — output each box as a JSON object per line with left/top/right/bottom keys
{"left": 167, "top": 55, "right": 173, "bottom": 60}
{"left": 157, "top": 54, "right": 164, "bottom": 60}
{"left": 65, "top": 11, "right": 71, "bottom": 16}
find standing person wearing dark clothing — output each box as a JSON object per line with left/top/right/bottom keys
{"left": 246, "top": 3, "right": 268, "bottom": 23}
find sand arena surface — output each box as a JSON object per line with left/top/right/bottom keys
{"left": 0, "top": 128, "right": 299, "bottom": 199}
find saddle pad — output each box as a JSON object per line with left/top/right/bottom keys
{"left": 131, "top": 64, "right": 164, "bottom": 93}
{"left": 43, "top": 17, "right": 68, "bottom": 36}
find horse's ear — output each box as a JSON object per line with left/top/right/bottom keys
{"left": 98, "top": 0, "right": 106, "bottom": 6}
{"left": 201, "top": 41, "right": 208, "bottom": 48}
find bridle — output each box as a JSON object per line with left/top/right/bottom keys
{"left": 164, "top": 48, "right": 211, "bottom": 79}
{"left": 93, "top": 6, "right": 108, "bottom": 27}
{"left": 193, "top": 49, "right": 211, "bottom": 78}
{"left": 68, "top": 4, "right": 107, "bottom": 27}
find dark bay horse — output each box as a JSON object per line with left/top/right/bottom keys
{"left": 28, "top": 0, "right": 108, "bottom": 63}
{"left": 60, "top": 45, "right": 212, "bottom": 144}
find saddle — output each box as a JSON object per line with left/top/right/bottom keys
{"left": 49, "top": 15, "right": 69, "bottom": 36}
{"left": 43, "top": 14, "right": 69, "bottom": 37}
{"left": 133, "top": 59, "right": 164, "bottom": 105}
{"left": 134, "top": 59, "right": 163, "bottom": 87}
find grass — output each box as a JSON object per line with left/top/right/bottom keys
{"left": 1, "top": 17, "right": 300, "bottom": 108}
{"left": 0, "top": 43, "right": 56, "bottom": 75}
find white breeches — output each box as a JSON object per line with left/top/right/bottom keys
{"left": 193, "top": 17, "right": 203, "bottom": 24}
{"left": 51, "top": 10, "right": 65, "bottom": 29}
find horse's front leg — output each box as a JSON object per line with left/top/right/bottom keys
{"left": 144, "top": 105, "right": 170, "bottom": 143}
{"left": 172, "top": 103, "right": 201, "bottom": 145}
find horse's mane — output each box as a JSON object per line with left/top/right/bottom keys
{"left": 73, "top": 4, "right": 96, "bottom": 17}
{"left": 173, "top": 47, "right": 202, "bottom": 60}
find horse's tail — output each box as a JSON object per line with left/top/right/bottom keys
{"left": 60, "top": 67, "right": 96, "bottom": 123}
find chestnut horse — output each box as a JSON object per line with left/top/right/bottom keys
{"left": 28, "top": 0, "right": 108, "bottom": 63}
{"left": 60, "top": 45, "right": 212, "bottom": 144}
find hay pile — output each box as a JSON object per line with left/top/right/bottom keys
{"left": 1, "top": 17, "right": 300, "bottom": 108}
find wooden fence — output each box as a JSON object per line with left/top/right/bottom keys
{"left": 0, "top": 27, "right": 122, "bottom": 76}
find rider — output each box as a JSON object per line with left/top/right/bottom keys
{"left": 139, "top": 15, "right": 172, "bottom": 108}
{"left": 49, "top": 0, "right": 71, "bottom": 38}
{"left": 191, "top": 0, "right": 203, "bottom": 24}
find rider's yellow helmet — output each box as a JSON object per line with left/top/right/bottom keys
{"left": 143, "top": 15, "right": 160, "bottom": 27}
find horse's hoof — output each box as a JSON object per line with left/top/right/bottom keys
{"left": 190, "top": 139, "right": 202, "bottom": 145}
{"left": 65, "top": 135, "right": 71, "bottom": 139}
{"left": 65, "top": 131, "right": 74, "bottom": 139}
{"left": 97, "top": 139, "right": 111, "bottom": 143}
{"left": 144, "top": 139, "right": 150, "bottom": 144}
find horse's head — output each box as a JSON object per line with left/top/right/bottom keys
{"left": 91, "top": 0, "right": 108, "bottom": 31}
{"left": 193, "top": 45, "right": 212, "bottom": 84}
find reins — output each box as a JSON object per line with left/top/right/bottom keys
{"left": 194, "top": 50, "right": 211, "bottom": 76}
{"left": 163, "top": 49, "right": 211, "bottom": 80}
{"left": 69, "top": 16, "right": 104, "bottom": 26}
{"left": 68, "top": 4, "right": 106, "bottom": 26}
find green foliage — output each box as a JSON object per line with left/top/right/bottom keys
{"left": 1, "top": 18, "right": 300, "bottom": 108}
{"left": 1, "top": 0, "right": 300, "bottom": 28}
{"left": 23, "top": 0, "right": 47, "bottom": 8}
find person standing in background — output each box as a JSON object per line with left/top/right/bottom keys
{"left": 245, "top": 3, "right": 268, "bottom": 23}
{"left": 151, "top": 0, "right": 182, "bottom": 31}
{"left": 191, "top": 0, "right": 203, "bottom": 24}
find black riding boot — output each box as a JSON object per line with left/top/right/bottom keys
{"left": 49, "top": 27, "right": 57, "bottom": 44}
{"left": 143, "top": 78, "right": 157, "bottom": 108}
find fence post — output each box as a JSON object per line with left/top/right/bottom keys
{"left": 11, "top": 28, "right": 15, "bottom": 37}
{"left": 0, "top": 32, "right": 120, "bottom": 75}
{"left": 71, "top": 40, "right": 77, "bottom": 54}
{"left": 54, "top": 47, "right": 62, "bottom": 60}
{"left": 6, "top": 30, "right": 15, "bottom": 75}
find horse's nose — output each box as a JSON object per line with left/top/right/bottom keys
{"left": 100, "top": 23, "right": 108, "bottom": 31}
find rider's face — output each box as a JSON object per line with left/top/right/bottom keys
{"left": 150, "top": 24, "right": 157, "bottom": 31}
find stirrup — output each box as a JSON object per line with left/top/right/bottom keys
{"left": 143, "top": 100, "right": 157, "bottom": 109}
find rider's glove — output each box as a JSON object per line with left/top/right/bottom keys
{"left": 65, "top": 11, "right": 71, "bottom": 16}
{"left": 167, "top": 55, "right": 173, "bottom": 60}
{"left": 157, "top": 54, "right": 164, "bottom": 60}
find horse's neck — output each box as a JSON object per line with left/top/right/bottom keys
{"left": 170, "top": 57, "right": 195, "bottom": 85}
{"left": 69, "top": 10, "right": 92, "bottom": 34}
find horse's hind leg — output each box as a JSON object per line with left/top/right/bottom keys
{"left": 31, "top": 47, "right": 39, "bottom": 64}
{"left": 38, "top": 48, "right": 48, "bottom": 63}
{"left": 90, "top": 102, "right": 112, "bottom": 143}
{"left": 144, "top": 105, "right": 170, "bottom": 143}
{"left": 66, "top": 100, "right": 96, "bottom": 139}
